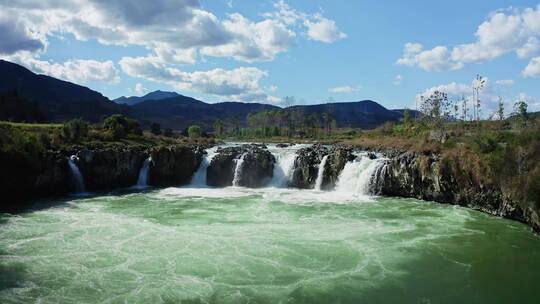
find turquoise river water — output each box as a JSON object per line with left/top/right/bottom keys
{"left": 1, "top": 185, "right": 539, "bottom": 304}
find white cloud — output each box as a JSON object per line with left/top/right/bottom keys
{"left": 6, "top": 53, "right": 120, "bottom": 83}
{"left": 304, "top": 15, "right": 347, "bottom": 43}
{"left": 514, "top": 92, "right": 540, "bottom": 111}
{"left": 522, "top": 56, "right": 540, "bottom": 78}
{"left": 119, "top": 56, "right": 279, "bottom": 103}
{"left": 0, "top": 0, "right": 345, "bottom": 66}
{"left": 495, "top": 79, "right": 514, "bottom": 86}
{"left": 398, "top": 4, "right": 540, "bottom": 72}
{"left": 200, "top": 13, "right": 296, "bottom": 62}
{"left": 328, "top": 86, "right": 360, "bottom": 93}
{"left": 393, "top": 74, "right": 404, "bottom": 86}
{"left": 0, "top": 11, "right": 45, "bottom": 55}
{"left": 135, "top": 83, "right": 148, "bottom": 95}
{"left": 396, "top": 43, "right": 463, "bottom": 72}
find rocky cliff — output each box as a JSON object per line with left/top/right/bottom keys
{"left": 0, "top": 144, "right": 203, "bottom": 208}
{"left": 380, "top": 151, "right": 540, "bottom": 233}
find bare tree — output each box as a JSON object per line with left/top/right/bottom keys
{"left": 472, "top": 74, "right": 486, "bottom": 124}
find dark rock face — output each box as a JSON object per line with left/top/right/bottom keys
{"left": 290, "top": 145, "right": 328, "bottom": 189}
{"left": 321, "top": 146, "right": 356, "bottom": 190}
{"left": 290, "top": 145, "right": 354, "bottom": 190}
{"left": 76, "top": 146, "right": 148, "bottom": 191}
{"left": 149, "top": 145, "right": 203, "bottom": 187}
{"left": 207, "top": 144, "right": 275, "bottom": 187}
{"left": 381, "top": 151, "right": 540, "bottom": 233}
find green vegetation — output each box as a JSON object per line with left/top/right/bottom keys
{"left": 188, "top": 125, "right": 202, "bottom": 139}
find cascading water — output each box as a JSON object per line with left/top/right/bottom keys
{"left": 314, "top": 155, "right": 329, "bottom": 190}
{"left": 268, "top": 146, "right": 298, "bottom": 187}
{"left": 335, "top": 153, "right": 387, "bottom": 198}
{"left": 67, "top": 155, "right": 85, "bottom": 193}
{"left": 136, "top": 157, "right": 151, "bottom": 187}
{"left": 232, "top": 153, "right": 247, "bottom": 187}
{"left": 191, "top": 148, "right": 218, "bottom": 187}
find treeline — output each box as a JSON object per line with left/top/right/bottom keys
{"left": 213, "top": 107, "right": 338, "bottom": 139}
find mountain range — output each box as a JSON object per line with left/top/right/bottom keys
{"left": 0, "top": 59, "right": 408, "bottom": 130}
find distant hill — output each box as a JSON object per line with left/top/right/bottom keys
{"left": 0, "top": 59, "right": 409, "bottom": 130}
{"left": 131, "top": 97, "right": 279, "bottom": 129}
{"left": 286, "top": 101, "right": 403, "bottom": 129}
{"left": 114, "top": 90, "right": 181, "bottom": 106}
{"left": 0, "top": 59, "right": 129, "bottom": 122}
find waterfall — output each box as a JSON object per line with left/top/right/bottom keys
{"left": 191, "top": 149, "right": 218, "bottom": 187}
{"left": 314, "top": 155, "right": 329, "bottom": 190}
{"left": 335, "top": 154, "right": 386, "bottom": 196}
{"left": 269, "top": 148, "right": 297, "bottom": 187}
{"left": 67, "top": 155, "right": 85, "bottom": 193}
{"left": 136, "top": 157, "right": 151, "bottom": 187}
{"left": 232, "top": 153, "right": 247, "bottom": 187}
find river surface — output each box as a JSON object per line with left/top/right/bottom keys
{"left": 1, "top": 144, "right": 539, "bottom": 303}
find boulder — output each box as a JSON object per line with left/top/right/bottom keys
{"left": 149, "top": 145, "right": 203, "bottom": 187}
{"left": 207, "top": 144, "right": 275, "bottom": 187}
{"left": 290, "top": 144, "right": 329, "bottom": 189}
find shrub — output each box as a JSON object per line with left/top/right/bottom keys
{"left": 151, "top": 122, "right": 161, "bottom": 135}
{"left": 61, "top": 118, "right": 89, "bottom": 143}
{"left": 188, "top": 125, "right": 202, "bottom": 138}
{"left": 164, "top": 128, "right": 174, "bottom": 137}
{"left": 103, "top": 114, "right": 142, "bottom": 140}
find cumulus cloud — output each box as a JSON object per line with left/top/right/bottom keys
{"left": 495, "top": 79, "right": 514, "bottom": 86}
{"left": 200, "top": 13, "right": 296, "bottom": 62}
{"left": 328, "top": 86, "right": 360, "bottom": 93}
{"left": 393, "top": 74, "right": 404, "bottom": 86}
{"left": 397, "top": 4, "right": 540, "bottom": 72}
{"left": 396, "top": 43, "right": 463, "bottom": 72}
{"left": 135, "top": 83, "right": 148, "bottom": 95}
{"left": 522, "top": 57, "right": 540, "bottom": 78}
{"left": 119, "top": 56, "right": 279, "bottom": 103}
{"left": 304, "top": 15, "right": 347, "bottom": 43}
{"left": 0, "top": 0, "right": 345, "bottom": 66}
{"left": 6, "top": 53, "right": 120, "bottom": 83}
{"left": 514, "top": 92, "right": 540, "bottom": 111}
{"left": 0, "top": 11, "right": 45, "bottom": 55}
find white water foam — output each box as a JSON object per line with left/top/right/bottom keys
{"left": 135, "top": 157, "right": 151, "bottom": 188}
{"left": 191, "top": 147, "right": 218, "bottom": 187}
{"left": 314, "top": 155, "right": 329, "bottom": 190}
{"left": 67, "top": 155, "right": 86, "bottom": 193}
{"left": 334, "top": 153, "right": 387, "bottom": 200}
{"left": 232, "top": 153, "right": 247, "bottom": 187}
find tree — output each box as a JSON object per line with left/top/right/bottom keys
{"left": 62, "top": 118, "right": 89, "bottom": 143}
{"left": 188, "top": 125, "right": 202, "bottom": 138}
{"left": 214, "top": 119, "right": 224, "bottom": 137}
{"left": 514, "top": 100, "right": 529, "bottom": 128}
{"left": 402, "top": 108, "right": 412, "bottom": 125}
{"left": 420, "top": 90, "right": 453, "bottom": 140}
{"left": 103, "top": 114, "right": 143, "bottom": 140}
{"left": 472, "top": 74, "right": 486, "bottom": 123}
{"left": 163, "top": 128, "right": 173, "bottom": 137}
{"left": 150, "top": 122, "right": 161, "bottom": 135}
{"left": 497, "top": 96, "right": 505, "bottom": 121}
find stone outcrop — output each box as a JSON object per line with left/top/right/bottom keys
{"left": 290, "top": 145, "right": 354, "bottom": 190}
{"left": 149, "top": 145, "right": 203, "bottom": 187}
{"left": 207, "top": 144, "right": 275, "bottom": 187}
{"left": 380, "top": 151, "right": 540, "bottom": 233}
{"left": 76, "top": 146, "right": 148, "bottom": 191}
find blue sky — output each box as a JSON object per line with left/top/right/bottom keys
{"left": 1, "top": 0, "right": 540, "bottom": 113}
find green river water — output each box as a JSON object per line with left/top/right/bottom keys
{"left": 1, "top": 186, "right": 539, "bottom": 304}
